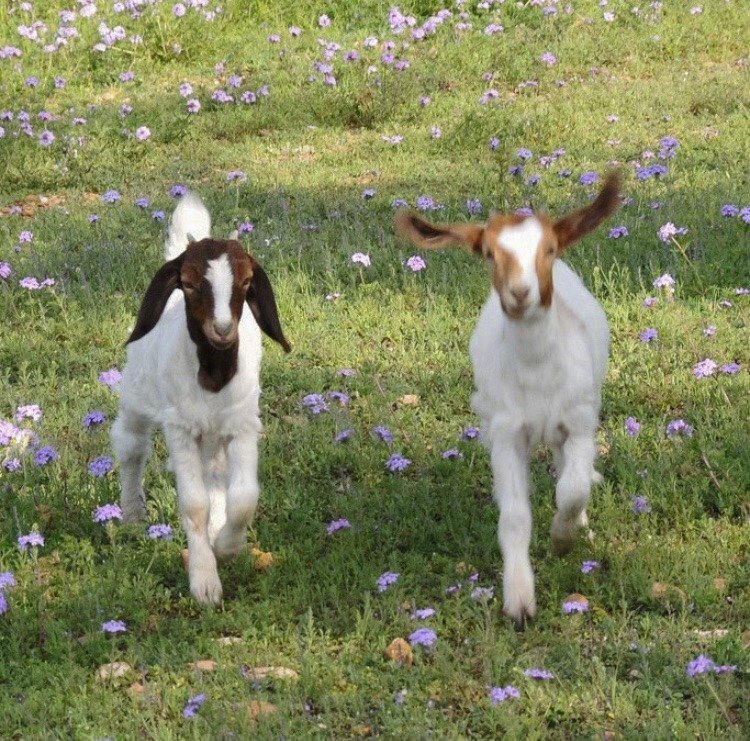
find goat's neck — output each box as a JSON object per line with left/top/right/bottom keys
{"left": 505, "top": 300, "right": 560, "bottom": 365}
{"left": 185, "top": 312, "right": 239, "bottom": 393}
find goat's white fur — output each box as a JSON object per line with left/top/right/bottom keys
{"left": 111, "top": 193, "right": 263, "bottom": 604}
{"left": 205, "top": 254, "right": 234, "bottom": 330}
{"left": 470, "top": 251, "right": 608, "bottom": 624}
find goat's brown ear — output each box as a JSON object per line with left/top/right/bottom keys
{"left": 553, "top": 171, "right": 621, "bottom": 251}
{"left": 394, "top": 211, "right": 484, "bottom": 255}
{"left": 127, "top": 254, "right": 184, "bottom": 344}
{"left": 246, "top": 261, "right": 291, "bottom": 353}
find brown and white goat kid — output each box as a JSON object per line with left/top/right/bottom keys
{"left": 111, "top": 192, "right": 290, "bottom": 604}
{"left": 396, "top": 174, "right": 620, "bottom": 627}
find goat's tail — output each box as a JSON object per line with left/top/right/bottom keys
{"left": 164, "top": 191, "right": 211, "bottom": 261}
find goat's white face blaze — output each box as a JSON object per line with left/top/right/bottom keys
{"left": 494, "top": 218, "right": 549, "bottom": 319}
{"left": 205, "top": 254, "right": 234, "bottom": 338}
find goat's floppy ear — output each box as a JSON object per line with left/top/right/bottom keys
{"left": 553, "top": 171, "right": 621, "bottom": 251}
{"left": 394, "top": 211, "right": 484, "bottom": 255}
{"left": 246, "top": 261, "right": 291, "bottom": 353}
{"left": 127, "top": 254, "right": 184, "bottom": 344}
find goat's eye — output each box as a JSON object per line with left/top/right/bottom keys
{"left": 241, "top": 278, "right": 252, "bottom": 289}
{"left": 546, "top": 246, "right": 555, "bottom": 257}
{"left": 182, "top": 282, "right": 196, "bottom": 292}
{"left": 484, "top": 251, "right": 494, "bottom": 261}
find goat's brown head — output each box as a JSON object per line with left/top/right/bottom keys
{"left": 395, "top": 172, "right": 621, "bottom": 320}
{"left": 127, "top": 238, "right": 291, "bottom": 352}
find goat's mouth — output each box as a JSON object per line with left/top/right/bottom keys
{"left": 205, "top": 331, "right": 238, "bottom": 350}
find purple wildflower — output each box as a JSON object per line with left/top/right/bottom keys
{"left": 326, "top": 518, "right": 351, "bottom": 535}
{"left": 318, "top": 14, "right": 331, "bottom": 28}
{"left": 101, "top": 619, "right": 127, "bottom": 635}
{"left": 135, "top": 126, "right": 150, "bottom": 141}
{"left": 102, "top": 190, "right": 121, "bottom": 204}
{"left": 333, "top": 429, "right": 353, "bottom": 444}
{"left": 685, "top": 654, "right": 736, "bottom": 677}
{"left": 186, "top": 99, "right": 201, "bottom": 113}
{"left": 3, "top": 458, "right": 21, "bottom": 472}
{"left": 338, "top": 368, "right": 356, "bottom": 377}
{"left": 657, "top": 223, "right": 688, "bottom": 242}
{"left": 441, "top": 448, "right": 463, "bottom": 460}
{"left": 385, "top": 453, "right": 411, "bottom": 473}
{"left": 579, "top": 171, "right": 599, "bottom": 186}
{"left": 373, "top": 426, "right": 393, "bottom": 444}
{"left": 642, "top": 296, "right": 658, "bottom": 307}
{"left": 609, "top": 226, "right": 628, "bottom": 238}
{"left": 636, "top": 164, "right": 668, "bottom": 180}
{"left": 376, "top": 571, "right": 400, "bottom": 592}
{"left": 34, "top": 446, "right": 58, "bottom": 466}
{"left": 327, "top": 390, "right": 350, "bottom": 406}
{"left": 466, "top": 198, "right": 482, "bottom": 215}
{"left": 652, "top": 273, "right": 675, "bottom": 289}
{"left": 720, "top": 362, "right": 740, "bottom": 375}
{"left": 361, "top": 188, "right": 376, "bottom": 199}
{"left": 720, "top": 204, "right": 739, "bottom": 218}
{"left": 640, "top": 327, "right": 658, "bottom": 343}
{"left": 412, "top": 608, "right": 435, "bottom": 620}
{"left": 15, "top": 404, "right": 42, "bottom": 422}
{"left": 516, "top": 147, "right": 533, "bottom": 161}
{"left": 489, "top": 686, "right": 520, "bottom": 704}
{"left": 409, "top": 628, "right": 437, "bottom": 647}
{"left": 624, "top": 417, "right": 641, "bottom": 437}
{"left": 134, "top": 197, "right": 149, "bottom": 209}
{"left": 17, "top": 532, "right": 45, "bottom": 551}
{"left": 151, "top": 210, "right": 165, "bottom": 221}
{"left": 99, "top": 368, "right": 122, "bottom": 388}
{"left": 170, "top": 185, "right": 188, "bottom": 198}
{"left": 703, "top": 325, "right": 717, "bottom": 337}
{"left": 581, "top": 560, "right": 600, "bottom": 574}
{"left": 524, "top": 668, "right": 555, "bottom": 680}
{"left": 0, "top": 572, "right": 15, "bottom": 590}
{"left": 406, "top": 255, "right": 426, "bottom": 272}
{"left": 562, "top": 600, "right": 589, "bottom": 614}
{"left": 92, "top": 503, "right": 123, "bottom": 523}
{"left": 0, "top": 592, "right": 7, "bottom": 615}
{"left": 541, "top": 52, "right": 557, "bottom": 65}
{"left": 471, "top": 586, "right": 494, "bottom": 601}
{"left": 39, "top": 131, "right": 55, "bottom": 147}
{"left": 301, "top": 394, "right": 328, "bottom": 415}
{"left": 692, "top": 358, "right": 718, "bottom": 378}
{"left": 416, "top": 195, "right": 439, "bottom": 211}
{"left": 88, "top": 456, "right": 114, "bottom": 477}
{"left": 147, "top": 524, "right": 173, "bottom": 540}
{"left": 0, "top": 262, "right": 11, "bottom": 280}
{"left": 666, "top": 419, "right": 694, "bottom": 438}
{"left": 631, "top": 495, "right": 651, "bottom": 515}
{"left": 488, "top": 136, "right": 500, "bottom": 150}
{"left": 461, "top": 426, "right": 480, "bottom": 441}
{"left": 350, "top": 252, "right": 371, "bottom": 267}
{"left": 226, "top": 170, "right": 247, "bottom": 183}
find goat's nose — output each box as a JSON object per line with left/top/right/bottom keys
{"left": 213, "top": 320, "right": 233, "bottom": 337}
{"left": 511, "top": 287, "right": 530, "bottom": 304}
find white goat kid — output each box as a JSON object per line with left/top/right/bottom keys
{"left": 111, "top": 192, "right": 290, "bottom": 604}
{"left": 396, "top": 174, "right": 620, "bottom": 627}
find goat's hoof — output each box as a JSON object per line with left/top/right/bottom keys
{"left": 551, "top": 532, "right": 574, "bottom": 557}
{"left": 505, "top": 605, "right": 536, "bottom": 631}
{"left": 213, "top": 527, "right": 247, "bottom": 562}
{"left": 190, "top": 570, "right": 223, "bottom": 604}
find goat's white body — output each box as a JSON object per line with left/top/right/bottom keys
{"left": 112, "top": 193, "right": 263, "bottom": 604}
{"left": 469, "top": 259, "right": 609, "bottom": 623}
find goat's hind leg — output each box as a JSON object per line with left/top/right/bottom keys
{"left": 213, "top": 431, "right": 259, "bottom": 561}
{"left": 111, "top": 410, "right": 153, "bottom": 523}
{"left": 551, "top": 433, "right": 596, "bottom": 556}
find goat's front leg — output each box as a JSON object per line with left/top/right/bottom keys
{"left": 111, "top": 409, "right": 152, "bottom": 523}
{"left": 551, "top": 431, "right": 596, "bottom": 556}
{"left": 164, "top": 424, "right": 222, "bottom": 604}
{"left": 491, "top": 435, "right": 535, "bottom": 628}
{"left": 213, "top": 430, "right": 259, "bottom": 561}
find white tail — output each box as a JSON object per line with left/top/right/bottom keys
{"left": 164, "top": 191, "right": 211, "bottom": 261}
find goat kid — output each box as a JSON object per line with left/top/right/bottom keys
{"left": 111, "top": 192, "right": 290, "bottom": 604}
{"left": 396, "top": 174, "right": 620, "bottom": 627}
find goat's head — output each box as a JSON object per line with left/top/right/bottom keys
{"left": 395, "top": 172, "right": 621, "bottom": 320}
{"left": 128, "top": 237, "right": 291, "bottom": 352}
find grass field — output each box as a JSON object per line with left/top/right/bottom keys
{"left": 0, "top": 1, "right": 748, "bottom": 737}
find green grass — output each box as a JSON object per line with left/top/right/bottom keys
{"left": 0, "top": 1, "right": 748, "bottom": 737}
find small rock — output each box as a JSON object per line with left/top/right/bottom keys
{"left": 251, "top": 547, "right": 275, "bottom": 571}
{"left": 651, "top": 581, "right": 686, "bottom": 599}
{"left": 384, "top": 638, "right": 413, "bottom": 667}
{"left": 248, "top": 700, "right": 277, "bottom": 719}
{"left": 188, "top": 659, "right": 217, "bottom": 672}
{"left": 244, "top": 666, "right": 299, "bottom": 681}
{"left": 96, "top": 661, "right": 132, "bottom": 682}
{"left": 398, "top": 394, "right": 420, "bottom": 407}
{"left": 216, "top": 636, "right": 243, "bottom": 646}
